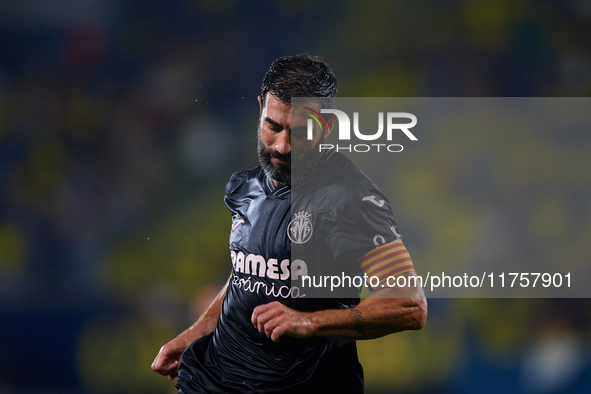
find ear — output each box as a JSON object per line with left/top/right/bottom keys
{"left": 258, "top": 95, "right": 263, "bottom": 113}
{"left": 325, "top": 114, "right": 336, "bottom": 138}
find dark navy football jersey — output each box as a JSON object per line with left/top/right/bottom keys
{"left": 177, "top": 151, "right": 402, "bottom": 393}
{"left": 290, "top": 151, "right": 402, "bottom": 299}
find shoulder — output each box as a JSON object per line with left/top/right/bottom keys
{"left": 225, "top": 166, "right": 263, "bottom": 196}
{"left": 330, "top": 152, "right": 376, "bottom": 187}
{"left": 319, "top": 152, "right": 387, "bottom": 205}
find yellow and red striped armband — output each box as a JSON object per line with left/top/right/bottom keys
{"left": 359, "top": 240, "right": 414, "bottom": 289}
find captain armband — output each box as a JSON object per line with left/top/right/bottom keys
{"left": 359, "top": 240, "right": 414, "bottom": 291}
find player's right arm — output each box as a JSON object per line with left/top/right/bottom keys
{"left": 151, "top": 276, "right": 229, "bottom": 380}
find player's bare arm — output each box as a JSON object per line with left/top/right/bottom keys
{"left": 151, "top": 276, "right": 229, "bottom": 379}
{"left": 251, "top": 270, "right": 427, "bottom": 343}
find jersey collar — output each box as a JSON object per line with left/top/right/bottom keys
{"left": 263, "top": 174, "right": 290, "bottom": 198}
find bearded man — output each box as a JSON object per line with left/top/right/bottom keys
{"left": 152, "top": 54, "right": 427, "bottom": 393}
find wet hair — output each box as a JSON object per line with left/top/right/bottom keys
{"left": 259, "top": 53, "right": 337, "bottom": 109}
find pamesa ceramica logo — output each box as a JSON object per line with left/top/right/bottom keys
{"left": 304, "top": 107, "right": 417, "bottom": 153}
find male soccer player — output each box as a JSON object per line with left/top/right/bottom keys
{"left": 152, "top": 54, "right": 427, "bottom": 393}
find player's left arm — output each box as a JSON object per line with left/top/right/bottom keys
{"left": 252, "top": 253, "right": 427, "bottom": 342}
{"left": 252, "top": 280, "right": 426, "bottom": 343}
{"left": 252, "top": 188, "right": 427, "bottom": 342}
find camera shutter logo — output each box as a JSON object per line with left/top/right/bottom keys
{"left": 303, "top": 107, "right": 329, "bottom": 139}
{"left": 288, "top": 211, "right": 313, "bottom": 244}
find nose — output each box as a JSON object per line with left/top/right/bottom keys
{"left": 275, "top": 130, "right": 291, "bottom": 155}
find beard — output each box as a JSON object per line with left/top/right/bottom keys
{"left": 257, "top": 125, "right": 325, "bottom": 186}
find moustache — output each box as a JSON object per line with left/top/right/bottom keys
{"left": 270, "top": 150, "right": 291, "bottom": 162}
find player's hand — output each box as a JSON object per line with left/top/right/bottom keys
{"left": 251, "top": 301, "right": 314, "bottom": 343}
{"left": 151, "top": 339, "right": 185, "bottom": 380}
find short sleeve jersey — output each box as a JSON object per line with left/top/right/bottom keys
{"left": 290, "top": 151, "right": 404, "bottom": 298}
{"left": 176, "top": 151, "right": 403, "bottom": 394}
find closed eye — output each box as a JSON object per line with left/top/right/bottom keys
{"left": 265, "top": 117, "right": 283, "bottom": 132}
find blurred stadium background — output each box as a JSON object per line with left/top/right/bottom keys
{"left": 0, "top": 0, "right": 590, "bottom": 393}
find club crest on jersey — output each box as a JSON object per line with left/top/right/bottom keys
{"left": 288, "top": 211, "right": 313, "bottom": 244}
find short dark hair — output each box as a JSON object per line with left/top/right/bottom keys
{"left": 259, "top": 53, "right": 337, "bottom": 109}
